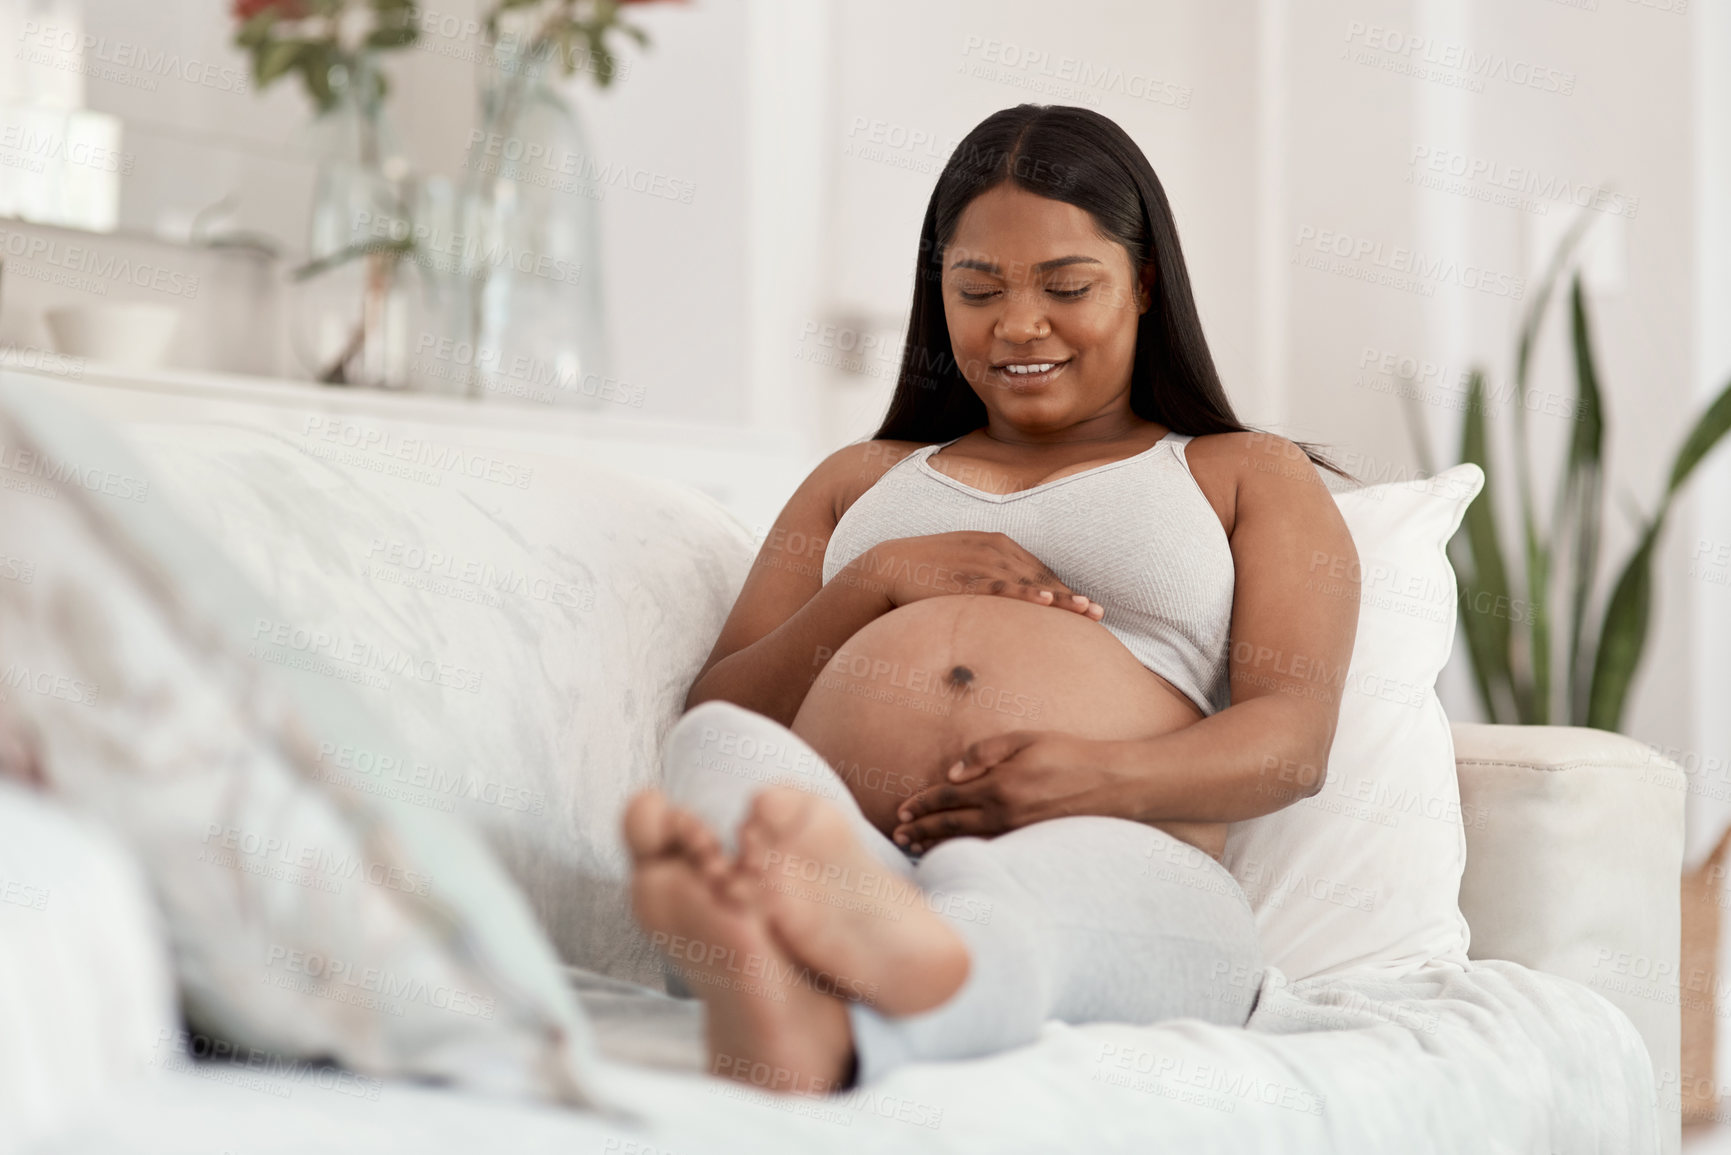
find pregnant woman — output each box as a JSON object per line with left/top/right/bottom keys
{"left": 624, "top": 104, "right": 1360, "bottom": 1094}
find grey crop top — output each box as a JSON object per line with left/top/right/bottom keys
{"left": 820, "top": 431, "right": 1236, "bottom": 716}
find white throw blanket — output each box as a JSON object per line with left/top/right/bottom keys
{"left": 41, "top": 959, "right": 1660, "bottom": 1153}
{"left": 567, "top": 959, "right": 1663, "bottom": 1153}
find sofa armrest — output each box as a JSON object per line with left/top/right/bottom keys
{"left": 1453, "top": 722, "right": 1684, "bottom": 1148}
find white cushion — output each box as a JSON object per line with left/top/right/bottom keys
{"left": 0, "top": 780, "right": 176, "bottom": 1150}
{"left": 116, "top": 404, "right": 753, "bottom": 989}
{"left": 1222, "top": 464, "right": 1484, "bottom": 980}
{"left": 0, "top": 381, "right": 607, "bottom": 1105}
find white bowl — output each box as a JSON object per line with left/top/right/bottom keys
{"left": 44, "top": 303, "right": 181, "bottom": 369}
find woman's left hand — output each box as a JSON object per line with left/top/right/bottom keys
{"left": 892, "top": 731, "right": 1129, "bottom": 852}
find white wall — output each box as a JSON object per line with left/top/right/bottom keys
{"left": 1692, "top": 0, "right": 1731, "bottom": 865}
{"left": 1701, "top": 0, "right": 1731, "bottom": 1089}
{"left": 76, "top": 0, "right": 310, "bottom": 241}
{"left": 817, "top": 0, "right": 1267, "bottom": 440}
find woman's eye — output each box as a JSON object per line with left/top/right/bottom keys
{"left": 1047, "top": 285, "right": 1091, "bottom": 299}
{"left": 956, "top": 286, "right": 1000, "bottom": 302}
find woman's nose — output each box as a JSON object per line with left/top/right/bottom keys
{"left": 994, "top": 291, "right": 1051, "bottom": 344}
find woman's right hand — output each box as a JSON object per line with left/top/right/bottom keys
{"left": 845, "top": 531, "right": 1104, "bottom": 619}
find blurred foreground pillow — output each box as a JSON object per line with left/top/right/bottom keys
{"left": 0, "top": 380, "right": 607, "bottom": 1107}
{"left": 0, "top": 777, "right": 175, "bottom": 1149}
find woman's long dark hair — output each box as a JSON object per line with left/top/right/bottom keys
{"left": 874, "top": 104, "right": 1346, "bottom": 478}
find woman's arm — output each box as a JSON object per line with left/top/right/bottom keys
{"left": 1109, "top": 430, "right": 1361, "bottom": 822}
{"left": 685, "top": 443, "right": 902, "bottom": 727}
{"left": 892, "top": 432, "right": 1361, "bottom": 839}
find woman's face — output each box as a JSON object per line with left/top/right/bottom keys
{"left": 941, "top": 183, "right": 1151, "bottom": 438}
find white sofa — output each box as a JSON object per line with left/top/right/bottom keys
{"left": 3, "top": 365, "right": 1686, "bottom": 1154}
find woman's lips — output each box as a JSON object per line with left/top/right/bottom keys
{"left": 991, "top": 360, "right": 1070, "bottom": 390}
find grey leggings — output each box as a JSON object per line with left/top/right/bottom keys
{"left": 660, "top": 701, "right": 1265, "bottom": 1085}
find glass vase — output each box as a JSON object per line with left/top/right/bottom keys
{"left": 459, "top": 36, "right": 610, "bottom": 407}
{"left": 291, "top": 55, "right": 413, "bottom": 389}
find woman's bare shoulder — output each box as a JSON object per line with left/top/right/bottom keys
{"left": 1182, "top": 430, "right": 1308, "bottom": 466}
{"left": 804, "top": 439, "right": 930, "bottom": 520}
{"left": 1178, "top": 432, "right": 1332, "bottom": 538}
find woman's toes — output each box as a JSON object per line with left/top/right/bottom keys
{"left": 737, "top": 810, "right": 771, "bottom": 878}
{"left": 622, "top": 789, "right": 675, "bottom": 860}
{"left": 738, "top": 786, "right": 970, "bottom": 1017}
{"left": 752, "top": 786, "right": 819, "bottom": 836}
{"left": 626, "top": 817, "right": 856, "bottom": 1096}
{"left": 670, "top": 807, "right": 730, "bottom": 882}
{"left": 738, "top": 786, "right": 819, "bottom": 874}
{"left": 627, "top": 791, "right": 736, "bottom": 898}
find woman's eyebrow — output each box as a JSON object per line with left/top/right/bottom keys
{"left": 948, "top": 255, "right": 1106, "bottom": 274}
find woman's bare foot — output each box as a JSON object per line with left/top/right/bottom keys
{"left": 735, "top": 786, "right": 971, "bottom": 1018}
{"left": 624, "top": 789, "right": 855, "bottom": 1096}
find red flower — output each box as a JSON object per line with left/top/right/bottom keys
{"left": 233, "top": 0, "right": 307, "bottom": 20}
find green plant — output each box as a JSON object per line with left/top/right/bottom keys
{"left": 482, "top": 0, "right": 674, "bottom": 89}
{"left": 232, "top": 0, "right": 421, "bottom": 115}
{"left": 1406, "top": 216, "right": 1731, "bottom": 731}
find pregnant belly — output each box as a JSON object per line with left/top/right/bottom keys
{"left": 791, "top": 595, "right": 1219, "bottom": 851}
